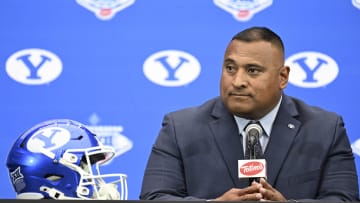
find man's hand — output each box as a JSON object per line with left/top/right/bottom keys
{"left": 258, "top": 178, "right": 287, "bottom": 201}
{"left": 213, "top": 182, "right": 263, "bottom": 201}
{"left": 213, "top": 178, "right": 287, "bottom": 202}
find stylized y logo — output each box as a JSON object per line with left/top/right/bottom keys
{"left": 292, "top": 57, "right": 327, "bottom": 83}
{"left": 27, "top": 127, "right": 71, "bottom": 157}
{"left": 6, "top": 48, "right": 63, "bottom": 85}
{"left": 285, "top": 51, "right": 339, "bottom": 88}
{"left": 33, "top": 129, "right": 62, "bottom": 148}
{"left": 143, "top": 50, "right": 201, "bottom": 87}
{"left": 17, "top": 54, "right": 51, "bottom": 79}
{"left": 155, "top": 56, "right": 189, "bottom": 81}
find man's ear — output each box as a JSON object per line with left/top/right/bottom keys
{"left": 279, "top": 66, "right": 290, "bottom": 89}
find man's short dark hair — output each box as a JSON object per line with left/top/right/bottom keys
{"left": 232, "top": 26, "right": 285, "bottom": 54}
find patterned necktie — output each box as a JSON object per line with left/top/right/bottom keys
{"left": 244, "top": 120, "right": 264, "bottom": 159}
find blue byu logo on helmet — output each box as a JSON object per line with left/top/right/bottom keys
{"left": 6, "top": 48, "right": 63, "bottom": 85}
{"left": 213, "top": 0, "right": 272, "bottom": 22}
{"left": 26, "top": 127, "right": 71, "bottom": 159}
{"left": 143, "top": 50, "right": 201, "bottom": 87}
{"left": 285, "top": 51, "right": 339, "bottom": 88}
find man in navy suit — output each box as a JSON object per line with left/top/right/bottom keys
{"left": 140, "top": 27, "right": 359, "bottom": 201}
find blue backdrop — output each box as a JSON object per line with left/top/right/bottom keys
{"left": 1, "top": 0, "right": 360, "bottom": 199}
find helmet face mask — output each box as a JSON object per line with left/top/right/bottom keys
{"left": 6, "top": 119, "right": 128, "bottom": 200}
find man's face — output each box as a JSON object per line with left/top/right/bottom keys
{"left": 220, "top": 40, "right": 289, "bottom": 119}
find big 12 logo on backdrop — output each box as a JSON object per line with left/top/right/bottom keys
{"left": 86, "top": 113, "right": 133, "bottom": 165}
{"left": 76, "top": 0, "right": 135, "bottom": 20}
{"left": 213, "top": 0, "right": 273, "bottom": 22}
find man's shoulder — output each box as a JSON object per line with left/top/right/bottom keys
{"left": 167, "top": 97, "right": 221, "bottom": 118}
{"left": 284, "top": 94, "right": 340, "bottom": 119}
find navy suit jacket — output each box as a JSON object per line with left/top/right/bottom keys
{"left": 140, "top": 95, "right": 359, "bottom": 201}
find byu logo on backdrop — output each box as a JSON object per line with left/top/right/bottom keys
{"left": 26, "top": 127, "right": 71, "bottom": 159}
{"left": 76, "top": 0, "right": 135, "bottom": 20}
{"left": 285, "top": 51, "right": 339, "bottom": 88}
{"left": 143, "top": 50, "right": 201, "bottom": 87}
{"left": 351, "top": 139, "right": 360, "bottom": 157}
{"left": 213, "top": 0, "right": 272, "bottom": 22}
{"left": 353, "top": 0, "right": 360, "bottom": 9}
{"left": 6, "top": 48, "right": 63, "bottom": 85}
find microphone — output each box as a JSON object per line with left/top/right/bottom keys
{"left": 245, "top": 123, "right": 262, "bottom": 159}
{"left": 238, "top": 122, "right": 267, "bottom": 184}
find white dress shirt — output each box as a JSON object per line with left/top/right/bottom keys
{"left": 234, "top": 96, "right": 282, "bottom": 154}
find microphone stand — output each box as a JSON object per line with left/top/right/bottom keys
{"left": 248, "top": 134, "right": 260, "bottom": 185}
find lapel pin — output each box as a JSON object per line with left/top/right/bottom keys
{"left": 288, "top": 123, "right": 295, "bottom": 129}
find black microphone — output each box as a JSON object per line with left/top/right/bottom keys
{"left": 238, "top": 122, "right": 267, "bottom": 183}
{"left": 245, "top": 123, "right": 263, "bottom": 159}
{"left": 245, "top": 122, "right": 264, "bottom": 184}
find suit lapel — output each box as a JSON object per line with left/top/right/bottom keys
{"left": 264, "top": 95, "right": 301, "bottom": 185}
{"left": 209, "top": 99, "right": 249, "bottom": 188}
{"left": 208, "top": 96, "right": 301, "bottom": 188}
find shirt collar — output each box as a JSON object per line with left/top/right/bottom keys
{"left": 234, "top": 96, "right": 282, "bottom": 137}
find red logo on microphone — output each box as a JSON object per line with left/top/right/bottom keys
{"left": 239, "top": 161, "right": 264, "bottom": 176}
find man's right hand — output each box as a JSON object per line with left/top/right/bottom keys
{"left": 214, "top": 181, "right": 263, "bottom": 201}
